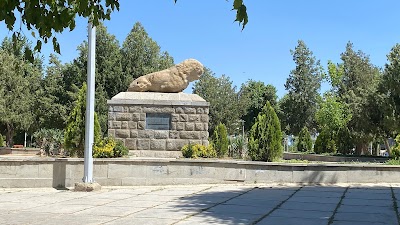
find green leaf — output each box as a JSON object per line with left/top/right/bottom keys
{"left": 34, "top": 40, "right": 42, "bottom": 52}
{"left": 233, "top": 0, "right": 243, "bottom": 9}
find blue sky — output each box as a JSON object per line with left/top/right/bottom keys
{"left": 1, "top": 0, "right": 399, "bottom": 98}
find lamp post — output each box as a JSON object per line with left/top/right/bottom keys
{"left": 239, "top": 119, "right": 245, "bottom": 138}
{"left": 83, "top": 22, "right": 96, "bottom": 183}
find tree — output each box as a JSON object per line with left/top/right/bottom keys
{"left": 377, "top": 44, "right": 400, "bottom": 142}
{"left": 239, "top": 80, "right": 278, "bottom": 131}
{"left": 0, "top": 38, "right": 41, "bottom": 147}
{"left": 315, "top": 94, "right": 353, "bottom": 154}
{"left": 328, "top": 42, "right": 380, "bottom": 155}
{"left": 121, "top": 22, "right": 174, "bottom": 80}
{"left": 314, "top": 129, "right": 337, "bottom": 154}
{"left": 64, "top": 23, "right": 127, "bottom": 133}
{"left": 193, "top": 68, "right": 245, "bottom": 133}
{"left": 36, "top": 54, "right": 68, "bottom": 130}
{"left": 297, "top": 126, "right": 312, "bottom": 152}
{"left": 283, "top": 40, "right": 323, "bottom": 135}
{"left": 64, "top": 83, "right": 101, "bottom": 157}
{"left": 248, "top": 101, "right": 283, "bottom": 162}
{"left": 1, "top": 0, "right": 120, "bottom": 60}
{"left": 212, "top": 123, "right": 229, "bottom": 157}
{"left": 1, "top": 1, "right": 247, "bottom": 60}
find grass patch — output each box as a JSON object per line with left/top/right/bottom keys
{"left": 277, "top": 159, "right": 310, "bottom": 163}
{"left": 386, "top": 159, "right": 400, "bottom": 165}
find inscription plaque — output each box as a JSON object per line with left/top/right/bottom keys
{"left": 146, "top": 113, "right": 171, "bottom": 130}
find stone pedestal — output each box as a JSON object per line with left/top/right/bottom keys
{"left": 107, "top": 92, "right": 209, "bottom": 158}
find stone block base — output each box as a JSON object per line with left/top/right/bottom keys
{"left": 74, "top": 182, "right": 102, "bottom": 192}
{"left": 129, "top": 150, "right": 182, "bottom": 158}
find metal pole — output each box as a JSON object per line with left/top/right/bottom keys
{"left": 24, "top": 132, "right": 27, "bottom": 148}
{"left": 83, "top": 22, "right": 96, "bottom": 183}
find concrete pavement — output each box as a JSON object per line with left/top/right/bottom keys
{"left": 0, "top": 184, "right": 399, "bottom": 225}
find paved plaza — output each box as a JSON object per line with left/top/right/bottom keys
{"left": 0, "top": 184, "right": 399, "bottom": 225}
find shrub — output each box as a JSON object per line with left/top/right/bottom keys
{"left": 64, "top": 83, "right": 101, "bottom": 157}
{"left": 228, "top": 136, "right": 246, "bottom": 158}
{"left": 297, "top": 126, "right": 313, "bottom": 152}
{"left": 93, "top": 137, "right": 115, "bottom": 158}
{"left": 212, "top": 123, "right": 229, "bottom": 157}
{"left": 182, "top": 143, "right": 217, "bottom": 158}
{"left": 314, "top": 129, "right": 337, "bottom": 154}
{"left": 33, "top": 128, "right": 64, "bottom": 155}
{"left": 113, "top": 140, "right": 129, "bottom": 157}
{"left": 248, "top": 101, "right": 283, "bottom": 162}
{"left": 0, "top": 134, "right": 3, "bottom": 147}
{"left": 336, "top": 126, "right": 353, "bottom": 155}
{"left": 92, "top": 137, "right": 129, "bottom": 158}
{"left": 391, "top": 134, "right": 400, "bottom": 160}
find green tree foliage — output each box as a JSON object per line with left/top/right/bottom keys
{"left": 0, "top": 38, "right": 41, "bottom": 147}
{"left": 212, "top": 123, "right": 229, "bottom": 157}
{"left": 64, "top": 83, "right": 101, "bottom": 157}
{"left": 2, "top": 1, "right": 247, "bottom": 60}
{"left": 297, "top": 127, "right": 313, "bottom": 152}
{"left": 282, "top": 40, "right": 323, "bottom": 135}
{"left": 0, "top": 134, "right": 4, "bottom": 147}
{"left": 0, "top": 0, "right": 120, "bottom": 60}
{"left": 239, "top": 80, "right": 278, "bottom": 131}
{"left": 121, "top": 22, "right": 174, "bottom": 80}
{"left": 193, "top": 68, "right": 245, "bottom": 133}
{"left": 315, "top": 95, "right": 353, "bottom": 154}
{"left": 65, "top": 23, "right": 128, "bottom": 133}
{"left": 377, "top": 44, "right": 400, "bottom": 137}
{"left": 314, "top": 129, "right": 337, "bottom": 154}
{"left": 328, "top": 42, "right": 380, "bottom": 155}
{"left": 36, "top": 54, "right": 68, "bottom": 130}
{"left": 248, "top": 101, "right": 283, "bottom": 161}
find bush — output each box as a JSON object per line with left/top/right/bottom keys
{"left": 248, "top": 101, "right": 283, "bottom": 162}
{"left": 93, "top": 137, "right": 129, "bottom": 158}
{"left": 314, "top": 129, "right": 337, "bottom": 154}
{"left": 336, "top": 127, "right": 353, "bottom": 155}
{"left": 228, "top": 135, "right": 246, "bottom": 158}
{"left": 297, "top": 127, "right": 313, "bottom": 152}
{"left": 64, "top": 83, "right": 101, "bottom": 157}
{"left": 113, "top": 140, "right": 129, "bottom": 157}
{"left": 33, "top": 128, "right": 64, "bottom": 155}
{"left": 93, "top": 137, "right": 115, "bottom": 158}
{"left": 182, "top": 143, "right": 217, "bottom": 158}
{"left": 212, "top": 123, "right": 229, "bottom": 157}
{"left": 0, "top": 134, "right": 3, "bottom": 147}
{"left": 391, "top": 134, "right": 400, "bottom": 160}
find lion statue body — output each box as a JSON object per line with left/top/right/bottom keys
{"left": 127, "top": 59, "right": 204, "bottom": 93}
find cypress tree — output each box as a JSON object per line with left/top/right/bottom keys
{"left": 297, "top": 126, "right": 313, "bottom": 152}
{"left": 248, "top": 101, "right": 283, "bottom": 161}
{"left": 212, "top": 123, "right": 229, "bottom": 157}
{"left": 64, "top": 83, "right": 101, "bottom": 157}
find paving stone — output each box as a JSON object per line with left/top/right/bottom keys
{"left": 333, "top": 212, "right": 398, "bottom": 224}
{"left": 209, "top": 204, "right": 273, "bottom": 215}
{"left": 280, "top": 202, "right": 338, "bottom": 212}
{"left": 286, "top": 196, "right": 341, "bottom": 204}
{"left": 341, "top": 198, "right": 393, "bottom": 207}
{"left": 105, "top": 217, "right": 179, "bottom": 225}
{"left": 337, "top": 204, "right": 395, "bottom": 214}
{"left": 257, "top": 216, "right": 329, "bottom": 225}
{"left": 269, "top": 208, "right": 332, "bottom": 220}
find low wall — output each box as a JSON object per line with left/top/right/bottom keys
{"left": 284, "top": 152, "right": 388, "bottom": 163}
{"left": 0, "top": 147, "right": 40, "bottom": 155}
{"left": 1, "top": 158, "right": 400, "bottom": 188}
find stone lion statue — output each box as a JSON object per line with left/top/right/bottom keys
{"left": 127, "top": 59, "right": 204, "bottom": 92}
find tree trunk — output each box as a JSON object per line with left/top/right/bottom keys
{"left": 355, "top": 142, "right": 368, "bottom": 155}
{"left": 5, "top": 123, "right": 14, "bottom": 147}
{"left": 384, "top": 139, "right": 391, "bottom": 156}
